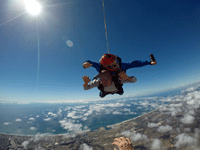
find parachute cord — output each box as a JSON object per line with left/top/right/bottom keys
{"left": 102, "top": 0, "right": 109, "bottom": 54}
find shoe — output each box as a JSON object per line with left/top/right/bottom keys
{"left": 116, "top": 88, "right": 124, "bottom": 95}
{"left": 99, "top": 91, "right": 108, "bottom": 98}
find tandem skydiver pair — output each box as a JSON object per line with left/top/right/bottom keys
{"left": 82, "top": 54, "right": 157, "bottom": 98}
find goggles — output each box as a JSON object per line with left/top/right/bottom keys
{"left": 105, "top": 60, "right": 119, "bottom": 70}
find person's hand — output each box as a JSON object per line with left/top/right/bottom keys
{"left": 83, "top": 62, "right": 92, "bottom": 68}
{"left": 112, "top": 137, "right": 134, "bottom": 150}
{"left": 118, "top": 71, "right": 130, "bottom": 81}
{"left": 82, "top": 76, "right": 91, "bottom": 85}
{"left": 150, "top": 60, "right": 157, "bottom": 65}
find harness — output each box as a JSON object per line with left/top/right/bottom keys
{"left": 93, "top": 56, "right": 125, "bottom": 94}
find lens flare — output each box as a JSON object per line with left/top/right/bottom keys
{"left": 66, "top": 40, "right": 74, "bottom": 47}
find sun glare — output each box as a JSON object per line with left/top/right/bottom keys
{"left": 25, "top": 0, "right": 41, "bottom": 16}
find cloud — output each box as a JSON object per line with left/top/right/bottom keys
{"left": 147, "top": 123, "right": 159, "bottom": 128}
{"left": 3, "top": 122, "right": 12, "bottom": 125}
{"left": 175, "top": 133, "right": 198, "bottom": 148}
{"left": 84, "top": 110, "right": 93, "bottom": 117}
{"left": 15, "top": 118, "right": 22, "bottom": 122}
{"left": 157, "top": 125, "right": 172, "bottom": 133}
{"left": 44, "top": 118, "right": 51, "bottom": 121}
{"left": 22, "top": 141, "right": 29, "bottom": 149}
{"left": 123, "top": 108, "right": 131, "bottom": 112}
{"left": 81, "top": 102, "right": 125, "bottom": 117}
{"left": 57, "top": 108, "right": 62, "bottom": 115}
{"left": 48, "top": 112, "right": 57, "bottom": 117}
{"left": 30, "top": 133, "right": 53, "bottom": 142}
{"left": 112, "top": 111, "right": 122, "bottom": 115}
{"left": 67, "top": 111, "right": 76, "bottom": 117}
{"left": 81, "top": 117, "right": 87, "bottom": 121}
{"left": 120, "top": 130, "right": 149, "bottom": 143}
{"left": 59, "top": 119, "right": 83, "bottom": 133}
{"left": 181, "top": 84, "right": 200, "bottom": 95}
{"left": 151, "top": 139, "right": 162, "bottom": 150}
{"left": 36, "top": 115, "right": 39, "bottom": 118}
{"left": 78, "top": 143, "right": 93, "bottom": 150}
{"left": 158, "top": 102, "right": 183, "bottom": 116}
{"left": 180, "top": 114, "right": 194, "bottom": 124}
{"left": 30, "top": 127, "right": 37, "bottom": 130}
{"left": 29, "top": 117, "right": 35, "bottom": 121}
{"left": 140, "top": 101, "right": 149, "bottom": 107}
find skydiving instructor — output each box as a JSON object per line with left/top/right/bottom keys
{"left": 82, "top": 54, "right": 157, "bottom": 97}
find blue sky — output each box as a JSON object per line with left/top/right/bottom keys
{"left": 0, "top": 0, "right": 200, "bottom": 102}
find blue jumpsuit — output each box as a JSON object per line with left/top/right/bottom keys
{"left": 83, "top": 59, "right": 151, "bottom": 97}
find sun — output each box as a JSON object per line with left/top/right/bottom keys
{"left": 25, "top": 0, "right": 41, "bottom": 16}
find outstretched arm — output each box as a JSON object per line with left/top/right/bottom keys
{"left": 82, "top": 76, "right": 91, "bottom": 87}
{"left": 121, "top": 54, "right": 157, "bottom": 71}
{"left": 83, "top": 60, "right": 100, "bottom": 72}
{"left": 82, "top": 76, "right": 100, "bottom": 90}
{"left": 121, "top": 60, "right": 150, "bottom": 71}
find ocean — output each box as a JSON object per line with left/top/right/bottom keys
{"left": 0, "top": 85, "right": 190, "bottom": 136}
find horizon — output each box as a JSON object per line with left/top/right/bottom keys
{"left": 0, "top": 80, "right": 199, "bottom": 104}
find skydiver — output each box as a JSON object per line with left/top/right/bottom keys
{"left": 83, "top": 54, "right": 157, "bottom": 97}
{"left": 82, "top": 70, "right": 137, "bottom": 97}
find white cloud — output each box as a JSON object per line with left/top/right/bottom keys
{"left": 112, "top": 111, "right": 122, "bottom": 115}
{"left": 77, "top": 106, "right": 85, "bottom": 109}
{"left": 175, "top": 133, "right": 198, "bottom": 148}
{"left": 83, "top": 126, "right": 89, "bottom": 130}
{"left": 140, "top": 101, "right": 149, "bottom": 107}
{"left": 57, "top": 108, "right": 62, "bottom": 115}
{"left": 3, "top": 122, "right": 12, "bottom": 125}
{"left": 30, "top": 133, "right": 53, "bottom": 142}
{"left": 151, "top": 139, "right": 162, "bottom": 150}
{"left": 48, "top": 112, "right": 57, "bottom": 117}
{"left": 30, "top": 127, "right": 37, "bottom": 130}
{"left": 44, "top": 118, "right": 51, "bottom": 121}
{"left": 84, "top": 110, "right": 93, "bottom": 117}
{"left": 180, "top": 114, "right": 194, "bottom": 124}
{"left": 147, "top": 123, "right": 159, "bottom": 128}
{"left": 120, "top": 130, "right": 149, "bottom": 143}
{"left": 67, "top": 111, "right": 76, "bottom": 117}
{"left": 157, "top": 125, "right": 172, "bottom": 133}
{"left": 78, "top": 143, "right": 93, "bottom": 150}
{"left": 123, "top": 108, "right": 131, "bottom": 112}
{"left": 36, "top": 115, "right": 39, "bottom": 118}
{"left": 22, "top": 141, "right": 29, "bottom": 149}
{"left": 81, "top": 117, "right": 88, "bottom": 121}
{"left": 59, "top": 119, "right": 83, "bottom": 133}
{"left": 29, "top": 117, "right": 35, "bottom": 121}
{"left": 15, "top": 118, "right": 22, "bottom": 122}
